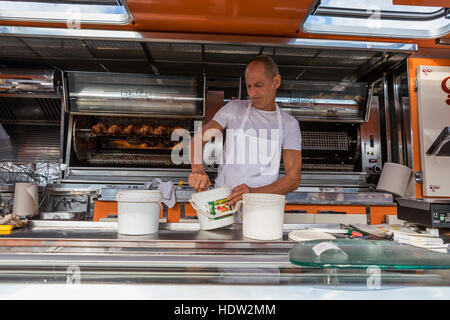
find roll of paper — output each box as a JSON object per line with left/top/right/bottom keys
{"left": 13, "top": 183, "right": 38, "bottom": 217}
{"left": 376, "top": 162, "right": 414, "bottom": 197}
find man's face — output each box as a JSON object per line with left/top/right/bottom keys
{"left": 245, "top": 61, "right": 280, "bottom": 110}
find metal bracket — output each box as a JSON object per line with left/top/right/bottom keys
{"left": 414, "top": 171, "right": 423, "bottom": 184}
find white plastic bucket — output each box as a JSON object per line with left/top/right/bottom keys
{"left": 189, "top": 187, "right": 236, "bottom": 230}
{"left": 116, "top": 190, "right": 163, "bottom": 235}
{"left": 237, "top": 193, "right": 286, "bottom": 240}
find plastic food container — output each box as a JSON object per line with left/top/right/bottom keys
{"left": 116, "top": 190, "right": 162, "bottom": 235}
{"left": 189, "top": 187, "right": 236, "bottom": 230}
{"left": 237, "top": 193, "right": 286, "bottom": 240}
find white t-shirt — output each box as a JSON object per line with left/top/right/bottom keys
{"left": 212, "top": 99, "right": 302, "bottom": 152}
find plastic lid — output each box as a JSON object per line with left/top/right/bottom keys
{"left": 288, "top": 230, "right": 336, "bottom": 242}
{"left": 243, "top": 193, "right": 285, "bottom": 202}
{"left": 116, "top": 190, "right": 162, "bottom": 203}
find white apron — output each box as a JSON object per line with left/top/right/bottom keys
{"left": 215, "top": 101, "right": 283, "bottom": 189}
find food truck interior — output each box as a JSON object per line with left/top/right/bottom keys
{"left": 0, "top": 0, "right": 448, "bottom": 299}
{"left": 0, "top": 33, "right": 420, "bottom": 222}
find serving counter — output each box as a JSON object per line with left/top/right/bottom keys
{"left": 0, "top": 221, "right": 448, "bottom": 300}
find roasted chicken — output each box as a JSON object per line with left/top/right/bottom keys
{"left": 123, "top": 124, "right": 138, "bottom": 136}
{"left": 137, "top": 124, "right": 154, "bottom": 136}
{"left": 154, "top": 125, "right": 169, "bottom": 136}
{"left": 107, "top": 124, "right": 123, "bottom": 136}
{"left": 92, "top": 122, "right": 178, "bottom": 139}
{"left": 91, "top": 123, "right": 107, "bottom": 135}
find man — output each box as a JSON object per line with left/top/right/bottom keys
{"left": 188, "top": 55, "right": 302, "bottom": 205}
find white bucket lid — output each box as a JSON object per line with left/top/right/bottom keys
{"left": 243, "top": 193, "right": 285, "bottom": 202}
{"left": 116, "top": 190, "right": 162, "bottom": 203}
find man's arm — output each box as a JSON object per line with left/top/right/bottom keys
{"left": 188, "top": 120, "right": 223, "bottom": 192}
{"left": 227, "top": 149, "right": 302, "bottom": 204}
{"left": 252, "top": 149, "right": 302, "bottom": 194}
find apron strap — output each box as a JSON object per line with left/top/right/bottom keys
{"left": 238, "top": 101, "right": 252, "bottom": 131}
{"left": 275, "top": 104, "right": 284, "bottom": 147}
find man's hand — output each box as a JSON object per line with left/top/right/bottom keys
{"left": 227, "top": 184, "right": 252, "bottom": 205}
{"left": 188, "top": 171, "right": 211, "bottom": 192}
{"left": 188, "top": 120, "right": 223, "bottom": 193}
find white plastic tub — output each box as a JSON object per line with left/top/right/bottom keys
{"left": 237, "top": 193, "right": 286, "bottom": 240}
{"left": 116, "top": 190, "right": 163, "bottom": 235}
{"left": 189, "top": 187, "right": 236, "bottom": 230}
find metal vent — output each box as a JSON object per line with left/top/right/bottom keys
{"left": 0, "top": 98, "right": 60, "bottom": 124}
{"left": 302, "top": 163, "right": 355, "bottom": 171}
{"left": 146, "top": 43, "right": 202, "bottom": 62}
{"left": 88, "top": 153, "right": 175, "bottom": 166}
{"left": 0, "top": 124, "right": 60, "bottom": 161}
{"left": 84, "top": 40, "right": 146, "bottom": 59}
{"left": 301, "top": 131, "right": 349, "bottom": 151}
{"left": 37, "top": 98, "right": 61, "bottom": 123}
{"left": 0, "top": 33, "right": 414, "bottom": 81}
{"left": 0, "top": 99, "right": 16, "bottom": 122}
{"left": 0, "top": 37, "right": 37, "bottom": 57}
{"left": 21, "top": 38, "right": 92, "bottom": 58}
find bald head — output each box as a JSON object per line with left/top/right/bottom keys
{"left": 246, "top": 55, "right": 280, "bottom": 80}
{"left": 245, "top": 55, "right": 281, "bottom": 111}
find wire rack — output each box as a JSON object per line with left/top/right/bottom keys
{"left": 88, "top": 153, "right": 175, "bottom": 166}
{"left": 301, "top": 131, "right": 349, "bottom": 151}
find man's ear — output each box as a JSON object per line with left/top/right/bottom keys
{"left": 273, "top": 74, "right": 281, "bottom": 88}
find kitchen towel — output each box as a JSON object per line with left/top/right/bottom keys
{"left": 376, "top": 162, "right": 416, "bottom": 197}
{"left": 12, "top": 183, "right": 38, "bottom": 217}
{"left": 145, "top": 178, "right": 176, "bottom": 208}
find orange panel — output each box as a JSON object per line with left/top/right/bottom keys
{"left": 407, "top": 57, "right": 450, "bottom": 199}
{"left": 167, "top": 203, "right": 181, "bottom": 223}
{"left": 185, "top": 203, "right": 197, "bottom": 217}
{"left": 93, "top": 201, "right": 117, "bottom": 221}
{"left": 128, "top": 0, "right": 310, "bottom": 36}
{"left": 370, "top": 206, "right": 397, "bottom": 225}
{"left": 152, "top": 203, "right": 396, "bottom": 224}
{"left": 393, "top": 0, "right": 448, "bottom": 6}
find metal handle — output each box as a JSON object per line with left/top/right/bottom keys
{"left": 235, "top": 200, "right": 243, "bottom": 220}
{"left": 233, "top": 199, "right": 285, "bottom": 220}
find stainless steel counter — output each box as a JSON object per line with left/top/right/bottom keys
{"left": 0, "top": 222, "right": 324, "bottom": 269}
{"left": 0, "top": 183, "right": 394, "bottom": 205}
{"left": 0, "top": 221, "right": 449, "bottom": 299}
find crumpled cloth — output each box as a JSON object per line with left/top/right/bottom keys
{"left": 144, "top": 178, "right": 176, "bottom": 208}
